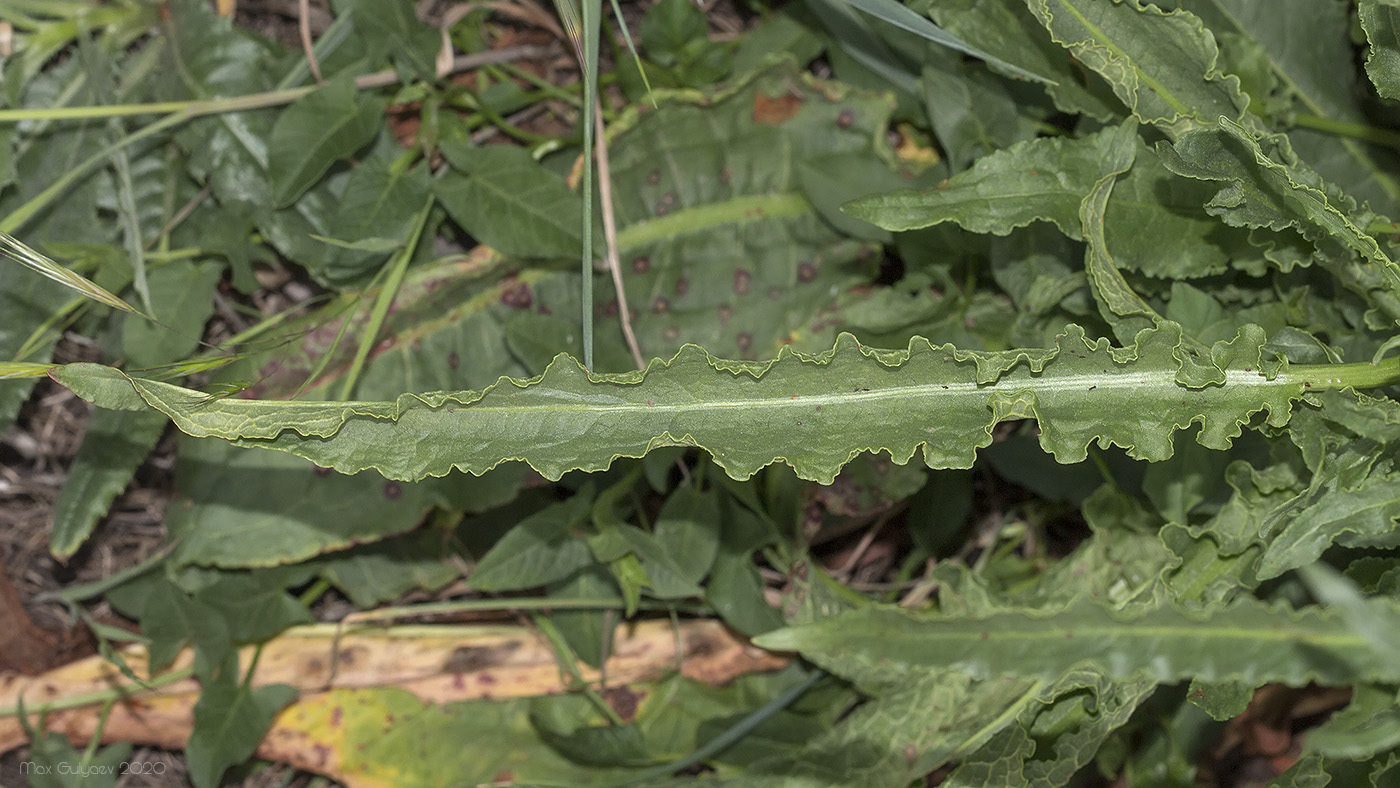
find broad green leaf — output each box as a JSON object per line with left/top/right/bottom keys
{"left": 163, "top": 438, "right": 440, "bottom": 568}
{"left": 1024, "top": 0, "right": 1247, "bottom": 137}
{"left": 186, "top": 666, "right": 298, "bottom": 788}
{"left": 524, "top": 61, "right": 890, "bottom": 366}
{"left": 740, "top": 671, "right": 1046, "bottom": 787}
{"left": 753, "top": 592, "right": 1400, "bottom": 686}
{"left": 544, "top": 566, "right": 620, "bottom": 669}
{"left": 1142, "top": 432, "right": 1230, "bottom": 524}
{"left": 467, "top": 494, "right": 596, "bottom": 591}
{"left": 835, "top": 0, "right": 1053, "bottom": 85}
{"left": 1167, "top": 0, "right": 1400, "bottom": 212}
{"left": 924, "top": 0, "right": 1123, "bottom": 120}
{"left": 1269, "top": 754, "right": 1333, "bottom": 788}
{"left": 729, "top": 15, "right": 824, "bottom": 77}
{"left": 613, "top": 523, "right": 704, "bottom": 599}
{"left": 707, "top": 550, "right": 784, "bottom": 637}
{"left": 652, "top": 485, "right": 721, "bottom": 585}
{"left": 25, "top": 733, "right": 131, "bottom": 788}
{"left": 1160, "top": 460, "right": 1291, "bottom": 603}
{"left": 268, "top": 74, "right": 384, "bottom": 207}
{"left": 1255, "top": 391, "right": 1400, "bottom": 580}
{"left": 844, "top": 128, "right": 1116, "bottom": 235}
{"left": 944, "top": 671, "right": 1156, "bottom": 787}
{"left": 1305, "top": 684, "right": 1400, "bottom": 760}
{"left": 163, "top": 0, "right": 284, "bottom": 208}
{"left": 121, "top": 259, "right": 223, "bottom": 369}
{"left": 920, "top": 51, "right": 1039, "bottom": 173}
{"left": 338, "top": 0, "right": 441, "bottom": 82}
{"left": 1079, "top": 120, "right": 1166, "bottom": 345}
{"left": 49, "top": 408, "right": 167, "bottom": 558}
{"left": 105, "top": 571, "right": 230, "bottom": 673}
{"left": 845, "top": 123, "right": 1234, "bottom": 278}
{"left": 1003, "top": 487, "right": 1170, "bottom": 610}
{"left": 313, "top": 152, "right": 432, "bottom": 284}
{"left": 658, "top": 671, "right": 1044, "bottom": 788}
{"left": 794, "top": 152, "right": 909, "bottom": 243}
{"left": 1186, "top": 677, "right": 1254, "bottom": 721}
{"left": 183, "top": 567, "right": 315, "bottom": 643}
{"left": 311, "top": 530, "right": 460, "bottom": 607}
{"left": 52, "top": 321, "right": 1384, "bottom": 486}
{"left": 1362, "top": 0, "right": 1400, "bottom": 101}
{"left": 1165, "top": 119, "right": 1400, "bottom": 293}
{"left": 436, "top": 143, "right": 590, "bottom": 260}
{"left": 638, "top": 0, "right": 732, "bottom": 88}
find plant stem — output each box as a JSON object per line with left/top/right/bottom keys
{"left": 0, "top": 48, "right": 549, "bottom": 236}
{"left": 0, "top": 666, "right": 194, "bottom": 718}
{"left": 1293, "top": 113, "right": 1400, "bottom": 152}
{"left": 1285, "top": 354, "right": 1400, "bottom": 391}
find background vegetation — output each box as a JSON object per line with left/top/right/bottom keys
{"left": 3, "top": 0, "right": 1400, "bottom": 786}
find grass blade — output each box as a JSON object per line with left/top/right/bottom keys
{"left": 838, "top": 0, "right": 1055, "bottom": 84}
{"left": 0, "top": 232, "right": 153, "bottom": 320}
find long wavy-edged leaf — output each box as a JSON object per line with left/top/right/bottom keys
{"left": 1253, "top": 390, "right": 1400, "bottom": 580}
{"left": 942, "top": 671, "right": 1155, "bottom": 788}
{"left": 50, "top": 323, "right": 1400, "bottom": 485}
{"left": 1167, "top": 0, "right": 1400, "bottom": 212}
{"left": 752, "top": 592, "right": 1400, "bottom": 685}
{"left": 1362, "top": 0, "right": 1400, "bottom": 101}
{"left": 1157, "top": 119, "right": 1400, "bottom": 302}
{"left": 1024, "top": 0, "right": 1247, "bottom": 137}
{"left": 844, "top": 123, "right": 1235, "bottom": 278}
{"left": 1079, "top": 120, "right": 1165, "bottom": 345}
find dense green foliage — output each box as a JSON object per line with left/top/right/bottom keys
{"left": 5, "top": 0, "right": 1400, "bottom": 786}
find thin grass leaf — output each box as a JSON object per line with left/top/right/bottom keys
{"left": 336, "top": 197, "right": 432, "bottom": 401}
{"left": 0, "top": 362, "right": 61, "bottom": 380}
{"left": 138, "top": 355, "right": 243, "bottom": 381}
{"left": 107, "top": 117, "right": 154, "bottom": 313}
{"left": 0, "top": 232, "right": 153, "bottom": 320}
{"left": 552, "top": 0, "right": 602, "bottom": 370}
{"left": 608, "top": 0, "right": 656, "bottom": 107}
{"left": 12, "top": 296, "right": 83, "bottom": 362}
{"left": 838, "top": 0, "right": 1055, "bottom": 85}
{"left": 581, "top": 0, "right": 601, "bottom": 372}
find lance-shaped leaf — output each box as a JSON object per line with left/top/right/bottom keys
{"left": 1158, "top": 119, "right": 1400, "bottom": 300}
{"left": 1362, "top": 0, "right": 1400, "bottom": 101}
{"left": 752, "top": 593, "right": 1400, "bottom": 686}
{"left": 1168, "top": 0, "right": 1400, "bottom": 213}
{"left": 50, "top": 323, "right": 1400, "bottom": 485}
{"left": 1025, "top": 0, "right": 1247, "bottom": 137}
{"left": 844, "top": 123, "right": 1236, "bottom": 278}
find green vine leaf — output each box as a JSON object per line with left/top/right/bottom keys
{"left": 50, "top": 323, "right": 1397, "bottom": 485}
